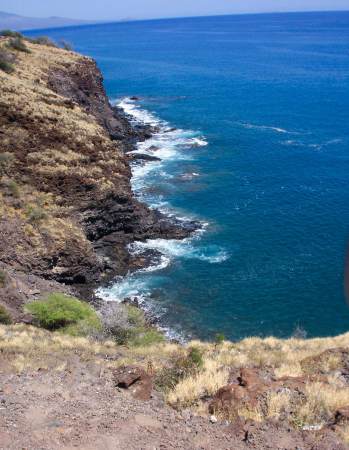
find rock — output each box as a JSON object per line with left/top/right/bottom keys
{"left": 113, "top": 366, "right": 153, "bottom": 401}
{"left": 122, "top": 296, "right": 140, "bottom": 308}
{"left": 334, "top": 407, "right": 349, "bottom": 424}
{"left": 129, "top": 96, "right": 139, "bottom": 101}
{"left": 114, "top": 366, "right": 144, "bottom": 388}
{"left": 127, "top": 153, "right": 161, "bottom": 163}
{"left": 210, "top": 415, "right": 218, "bottom": 423}
{"left": 209, "top": 368, "right": 272, "bottom": 418}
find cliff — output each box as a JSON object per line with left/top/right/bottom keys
{"left": 1, "top": 37, "right": 349, "bottom": 450}
{"left": 0, "top": 37, "right": 191, "bottom": 317}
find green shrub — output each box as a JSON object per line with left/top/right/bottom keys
{"left": 0, "top": 49, "right": 15, "bottom": 74}
{"left": 7, "top": 37, "right": 31, "bottom": 53}
{"left": 0, "top": 270, "right": 6, "bottom": 287}
{"left": 6, "top": 179, "right": 20, "bottom": 198}
{"left": 26, "top": 205, "right": 47, "bottom": 223}
{"left": 0, "top": 152, "right": 15, "bottom": 175}
{"left": 155, "top": 347, "right": 203, "bottom": 393}
{"left": 214, "top": 332, "right": 225, "bottom": 345}
{"left": 187, "top": 347, "right": 204, "bottom": 369}
{"left": 131, "top": 329, "right": 164, "bottom": 347}
{"left": 25, "top": 293, "right": 101, "bottom": 332}
{"left": 29, "top": 36, "right": 57, "bottom": 47}
{"left": 0, "top": 30, "right": 22, "bottom": 38}
{"left": 60, "top": 40, "right": 73, "bottom": 51}
{"left": 99, "top": 302, "right": 163, "bottom": 346}
{"left": 126, "top": 305, "right": 146, "bottom": 328}
{"left": 0, "top": 305, "right": 12, "bottom": 325}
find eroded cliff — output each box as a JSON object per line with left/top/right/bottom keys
{"left": 0, "top": 38, "right": 189, "bottom": 316}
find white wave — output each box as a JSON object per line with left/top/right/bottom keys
{"left": 118, "top": 97, "right": 161, "bottom": 127}
{"left": 129, "top": 238, "right": 229, "bottom": 265}
{"left": 239, "top": 121, "right": 298, "bottom": 134}
{"left": 281, "top": 137, "right": 343, "bottom": 150}
{"left": 96, "top": 97, "right": 228, "bottom": 341}
{"left": 96, "top": 277, "right": 150, "bottom": 304}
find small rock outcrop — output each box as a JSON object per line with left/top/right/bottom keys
{"left": 114, "top": 366, "right": 153, "bottom": 401}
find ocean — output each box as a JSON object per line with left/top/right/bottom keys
{"left": 27, "top": 11, "right": 349, "bottom": 341}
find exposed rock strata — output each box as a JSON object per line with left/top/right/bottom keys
{"left": 0, "top": 40, "right": 194, "bottom": 315}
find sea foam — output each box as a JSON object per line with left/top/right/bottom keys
{"left": 96, "top": 97, "right": 228, "bottom": 336}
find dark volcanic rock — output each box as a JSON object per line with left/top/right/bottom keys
{"left": 0, "top": 44, "right": 197, "bottom": 315}
{"left": 127, "top": 153, "right": 161, "bottom": 163}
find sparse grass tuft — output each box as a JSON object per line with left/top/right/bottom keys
{"left": 60, "top": 40, "right": 73, "bottom": 51}
{"left": 0, "top": 152, "right": 15, "bottom": 175}
{"left": 166, "top": 358, "right": 229, "bottom": 408}
{"left": 0, "top": 270, "right": 6, "bottom": 287}
{"left": 237, "top": 406, "right": 264, "bottom": 422}
{"left": 26, "top": 205, "right": 47, "bottom": 223}
{"left": 6, "top": 179, "right": 20, "bottom": 198}
{"left": 294, "top": 382, "right": 349, "bottom": 427}
{"left": 28, "top": 36, "right": 57, "bottom": 47}
{"left": 7, "top": 37, "right": 31, "bottom": 53}
{"left": 0, "top": 29, "right": 22, "bottom": 38}
{"left": 0, "top": 48, "right": 15, "bottom": 73}
{"left": 0, "top": 305, "right": 12, "bottom": 325}
{"left": 267, "top": 390, "right": 292, "bottom": 419}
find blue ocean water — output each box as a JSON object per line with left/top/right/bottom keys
{"left": 28, "top": 11, "right": 349, "bottom": 341}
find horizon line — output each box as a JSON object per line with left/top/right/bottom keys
{"left": 21, "top": 8, "right": 349, "bottom": 33}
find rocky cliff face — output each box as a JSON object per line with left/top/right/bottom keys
{"left": 0, "top": 39, "right": 191, "bottom": 316}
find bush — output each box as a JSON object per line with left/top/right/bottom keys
{"left": 0, "top": 152, "right": 15, "bottom": 175}
{"left": 0, "top": 48, "right": 15, "bottom": 74}
{"left": 0, "top": 305, "right": 12, "bottom": 325}
{"left": 98, "top": 302, "right": 162, "bottom": 346}
{"left": 25, "top": 293, "right": 101, "bottom": 332}
{"left": 26, "top": 205, "right": 47, "bottom": 223}
{"left": 0, "top": 270, "right": 6, "bottom": 287}
{"left": 131, "top": 329, "right": 164, "bottom": 347}
{"left": 0, "top": 30, "right": 22, "bottom": 38}
{"left": 187, "top": 347, "right": 204, "bottom": 369}
{"left": 7, "top": 37, "right": 31, "bottom": 53}
{"left": 6, "top": 179, "right": 20, "bottom": 198}
{"left": 215, "top": 332, "right": 225, "bottom": 345}
{"left": 29, "top": 36, "right": 57, "bottom": 47}
{"left": 60, "top": 40, "right": 73, "bottom": 51}
{"left": 155, "top": 347, "right": 203, "bottom": 393}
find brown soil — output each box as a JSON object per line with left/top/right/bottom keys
{"left": 0, "top": 353, "right": 346, "bottom": 450}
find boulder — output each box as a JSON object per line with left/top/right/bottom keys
{"left": 113, "top": 366, "right": 153, "bottom": 401}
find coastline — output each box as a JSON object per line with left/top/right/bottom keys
{"left": 93, "top": 96, "right": 210, "bottom": 340}
{"left": 0, "top": 40, "right": 198, "bottom": 322}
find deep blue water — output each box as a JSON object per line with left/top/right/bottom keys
{"left": 27, "top": 11, "right": 349, "bottom": 341}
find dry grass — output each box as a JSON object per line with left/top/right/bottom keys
{"left": 267, "top": 390, "right": 292, "bottom": 419}
{"left": 339, "top": 425, "right": 349, "bottom": 445}
{"left": 237, "top": 407, "right": 264, "bottom": 422}
{"left": 294, "top": 382, "right": 349, "bottom": 427}
{"left": 167, "top": 358, "right": 229, "bottom": 407}
{"left": 0, "top": 38, "right": 130, "bottom": 275}
{"left": 2, "top": 321, "right": 349, "bottom": 441}
{"left": 0, "top": 324, "right": 187, "bottom": 375}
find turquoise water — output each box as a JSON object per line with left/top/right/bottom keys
{"left": 28, "top": 11, "right": 349, "bottom": 340}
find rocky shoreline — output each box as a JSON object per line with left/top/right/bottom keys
{"left": 0, "top": 40, "right": 197, "bottom": 320}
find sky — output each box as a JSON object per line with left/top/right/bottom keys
{"left": 0, "top": 0, "right": 348, "bottom": 20}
